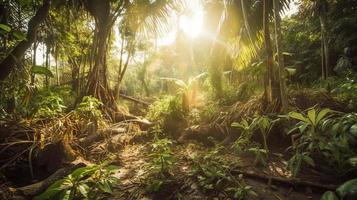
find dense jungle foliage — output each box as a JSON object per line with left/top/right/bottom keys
{"left": 0, "top": 0, "right": 356, "bottom": 199}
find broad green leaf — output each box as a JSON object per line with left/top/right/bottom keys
{"left": 13, "top": 30, "right": 27, "bottom": 40}
{"left": 97, "top": 180, "right": 113, "bottom": 193}
{"left": 78, "top": 183, "right": 89, "bottom": 198}
{"left": 71, "top": 165, "right": 98, "bottom": 179}
{"left": 308, "top": 109, "right": 316, "bottom": 126}
{"left": 320, "top": 191, "right": 339, "bottom": 200}
{"left": 316, "top": 108, "right": 331, "bottom": 124}
{"left": 34, "top": 179, "right": 68, "bottom": 200}
{"left": 31, "top": 65, "right": 54, "bottom": 77}
{"left": 336, "top": 178, "right": 357, "bottom": 199}
{"left": 0, "top": 24, "right": 11, "bottom": 32}
{"left": 289, "top": 112, "right": 308, "bottom": 123}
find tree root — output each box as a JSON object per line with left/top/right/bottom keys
{"left": 15, "top": 162, "right": 86, "bottom": 197}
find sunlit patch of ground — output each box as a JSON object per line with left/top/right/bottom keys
{"left": 107, "top": 141, "right": 328, "bottom": 200}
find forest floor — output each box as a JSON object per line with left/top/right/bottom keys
{"left": 0, "top": 119, "right": 343, "bottom": 200}
{"left": 0, "top": 91, "right": 349, "bottom": 199}
{"left": 103, "top": 140, "right": 336, "bottom": 200}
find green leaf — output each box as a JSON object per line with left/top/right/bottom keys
{"left": 57, "top": 190, "right": 71, "bottom": 200}
{"left": 13, "top": 30, "right": 27, "bottom": 40}
{"left": 286, "top": 67, "right": 297, "bottom": 76}
{"left": 348, "top": 157, "right": 357, "bottom": 167}
{"left": 299, "top": 123, "right": 309, "bottom": 133}
{"left": 350, "top": 124, "right": 357, "bottom": 135}
{"left": 34, "top": 179, "right": 68, "bottom": 200}
{"left": 97, "top": 180, "right": 113, "bottom": 193}
{"left": 336, "top": 179, "right": 357, "bottom": 199}
{"left": 0, "top": 24, "right": 11, "bottom": 32}
{"left": 320, "top": 191, "right": 339, "bottom": 200}
{"left": 302, "top": 155, "right": 315, "bottom": 167}
{"left": 31, "top": 65, "right": 54, "bottom": 77}
{"left": 289, "top": 112, "right": 308, "bottom": 123}
{"left": 308, "top": 109, "right": 316, "bottom": 126}
{"left": 71, "top": 165, "right": 99, "bottom": 180}
{"left": 316, "top": 108, "right": 331, "bottom": 124}
{"left": 78, "top": 183, "right": 89, "bottom": 198}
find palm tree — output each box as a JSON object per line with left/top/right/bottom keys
{"left": 273, "top": 0, "right": 288, "bottom": 111}
{"left": 211, "top": 0, "right": 291, "bottom": 110}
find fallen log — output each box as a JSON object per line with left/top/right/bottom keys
{"left": 232, "top": 168, "right": 338, "bottom": 191}
{"left": 78, "top": 127, "right": 126, "bottom": 147}
{"left": 15, "top": 162, "right": 86, "bottom": 197}
{"left": 119, "top": 93, "right": 150, "bottom": 106}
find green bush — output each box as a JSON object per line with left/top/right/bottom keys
{"left": 146, "top": 95, "right": 186, "bottom": 135}
{"left": 287, "top": 108, "right": 357, "bottom": 175}
{"left": 33, "top": 92, "right": 66, "bottom": 118}
{"left": 35, "top": 163, "right": 118, "bottom": 200}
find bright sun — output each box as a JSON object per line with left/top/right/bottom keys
{"left": 179, "top": 1, "right": 203, "bottom": 38}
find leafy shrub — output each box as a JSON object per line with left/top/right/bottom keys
{"left": 321, "top": 178, "right": 357, "bottom": 200}
{"left": 198, "top": 102, "right": 219, "bottom": 123}
{"left": 146, "top": 95, "right": 186, "bottom": 135}
{"left": 231, "top": 115, "right": 277, "bottom": 166}
{"left": 74, "top": 96, "right": 104, "bottom": 134}
{"left": 33, "top": 92, "right": 66, "bottom": 118}
{"left": 189, "top": 146, "right": 231, "bottom": 190}
{"left": 35, "top": 164, "right": 118, "bottom": 200}
{"left": 287, "top": 108, "right": 357, "bottom": 175}
{"left": 331, "top": 75, "right": 357, "bottom": 110}
{"left": 145, "top": 138, "right": 176, "bottom": 192}
{"left": 75, "top": 96, "right": 103, "bottom": 122}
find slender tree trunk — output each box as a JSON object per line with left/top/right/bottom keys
{"left": 55, "top": 45, "right": 59, "bottom": 85}
{"left": 320, "top": 17, "right": 329, "bottom": 78}
{"left": 0, "top": 0, "right": 51, "bottom": 81}
{"left": 115, "top": 35, "right": 125, "bottom": 100}
{"left": 321, "top": 30, "right": 325, "bottom": 79}
{"left": 263, "top": 0, "right": 280, "bottom": 107}
{"left": 319, "top": 0, "right": 329, "bottom": 79}
{"left": 31, "top": 39, "right": 37, "bottom": 85}
{"left": 45, "top": 45, "right": 50, "bottom": 87}
{"left": 273, "top": 0, "right": 288, "bottom": 112}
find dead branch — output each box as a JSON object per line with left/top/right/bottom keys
{"left": 232, "top": 168, "right": 338, "bottom": 191}
{"left": 78, "top": 127, "right": 126, "bottom": 147}
{"left": 119, "top": 94, "right": 150, "bottom": 106}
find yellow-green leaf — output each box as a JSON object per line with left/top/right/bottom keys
{"left": 289, "top": 112, "right": 308, "bottom": 123}
{"left": 316, "top": 108, "right": 331, "bottom": 124}
{"left": 307, "top": 109, "right": 316, "bottom": 126}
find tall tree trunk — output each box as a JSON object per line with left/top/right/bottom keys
{"left": 273, "top": 0, "right": 288, "bottom": 112}
{"left": 85, "top": 0, "right": 116, "bottom": 108}
{"left": 263, "top": 0, "right": 280, "bottom": 107}
{"left": 0, "top": 0, "right": 51, "bottom": 81}
{"left": 55, "top": 45, "right": 59, "bottom": 85}
{"left": 320, "top": 0, "right": 329, "bottom": 79}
